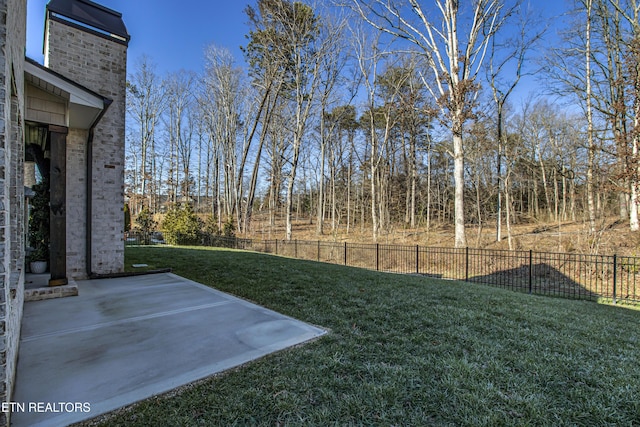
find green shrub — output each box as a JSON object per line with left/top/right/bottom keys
{"left": 124, "top": 203, "right": 131, "bottom": 233}
{"left": 222, "top": 216, "right": 236, "bottom": 237}
{"left": 28, "top": 178, "right": 50, "bottom": 262}
{"left": 162, "top": 203, "right": 203, "bottom": 245}
{"left": 200, "top": 215, "right": 236, "bottom": 246}
{"left": 202, "top": 215, "right": 219, "bottom": 246}
{"left": 203, "top": 215, "right": 220, "bottom": 236}
{"left": 136, "top": 206, "right": 156, "bottom": 245}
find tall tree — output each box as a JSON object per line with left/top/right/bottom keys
{"left": 608, "top": 0, "right": 640, "bottom": 230}
{"left": 165, "top": 71, "right": 196, "bottom": 202}
{"left": 351, "top": 0, "right": 504, "bottom": 247}
{"left": 592, "top": 0, "right": 630, "bottom": 222}
{"left": 585, "top": 0, "right": 597, "bottom": 233}
{"left": 352, "top": 25, "right": 394, "bottom": 241}
{"left": 487, "top": 2, "right": 544, "bottom": 241}
{"left": 202, "top": 45, "right": 242, "bottom": 221}
{"left": 245, "top": 0, "right": 325, "bottom": 240}
{"left": 374, "top": 58, "right": 431, "bottom": 229}
{"left": 242, "top": 2, "right": 289, "bottom": 232}
{"left": 315, "top": 12, "right": 349, "bottom": 236}
{"left": 126, "top": 55, "right": 165, "bottom": 214}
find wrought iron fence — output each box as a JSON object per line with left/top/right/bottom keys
{"left": 125, "top": 233, "right": 640, "bottom": 304}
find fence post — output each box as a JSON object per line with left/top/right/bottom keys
{"left": 376, "top": 243, "right": 379, "bottom": 271}
{"left": 416, "top": 245, "right": 419, "bottom": 274}
{"left": 295, "top": 239, "right": 298, "bottom": 258}
{"left": 317, "top": 240, "right": 320, "bottom": 262}
{"left": 465, "top": 247, "right": 469, "bottom": 282}
{"left": 275, "top": 239, "right": 278, "bottom": 255}
{"left": 529, "top": 250, "right": 533, "bottom": 294}
{"left": 344, "top": 242, "right": 347, "bottom": 266}
{"left": 613, "top": 254, "right": 617, "bottom": 305}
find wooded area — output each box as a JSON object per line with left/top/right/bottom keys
{"left": 124, "top": 0, "right": 640, "bottom": 249}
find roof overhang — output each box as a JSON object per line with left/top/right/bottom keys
{"left": 24, "top": 58, "right": 108, "bottom": 129}
{"left": 46, "top": 0, "right": 130, "bottom": 45}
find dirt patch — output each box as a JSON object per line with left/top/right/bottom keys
{"left": 238, "top": 215, "right": 640, "bottom": 257}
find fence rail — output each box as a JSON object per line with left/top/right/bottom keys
{"left": 125, "top": 234, "right": 640, "bottom": 304}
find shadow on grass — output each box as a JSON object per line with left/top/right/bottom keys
{"left": 469, "top": 262, "right": 600, "bottom": 301}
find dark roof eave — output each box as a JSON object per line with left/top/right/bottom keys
{"left": 46, "top": 0, "right": 130, "bottom": 43}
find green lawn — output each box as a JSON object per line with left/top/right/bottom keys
{"left": 91, "top": 246, "right": 640, "bottom": 426}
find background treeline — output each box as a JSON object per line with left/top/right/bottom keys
{"left": 124, "top": 0, "right": 640, "bottom": 248}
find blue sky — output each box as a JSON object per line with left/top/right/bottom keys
{"left": 26, "top": 0, "right": 253, "bottom": 74}
{"left": 26, "top": 0, "right": 571, "bottom": 106}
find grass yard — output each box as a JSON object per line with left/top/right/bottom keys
{"left": 90, "top": 246, "right": 640, "bottom": 426}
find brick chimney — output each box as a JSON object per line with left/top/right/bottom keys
{"left": 44, "top": 0, "right": 129, "bottom": 276}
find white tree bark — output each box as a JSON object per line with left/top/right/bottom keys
{"left": 585, "top": 0, "right": 598, "bottom": 233}
{"left": 352, "top": 0, "right": 503, "bottom": 247}
{"left": 608, "top": 0, "right": 640, "bottom": 230}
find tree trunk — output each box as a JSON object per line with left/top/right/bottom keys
{"left": 453, "top": 130, "right": 467, "bottom": 248}
{"left": 585, "top": 0, "right": 597, "bottom": 233}
{"left": 371, "top": 154, "right": 379, "bottom": 242}
{"left": 426, "top": 147, "right": 432, "bottom": 234}
{"left": 631, "top": 135, "right": 640, "bottom": 231}
{"left": 505, "top": 171, "right": 514, "bottom": 250}
{"left": 632, "top": 35, "right": 640, "bottom": 231}
{"left": 317, "top": 114, "right": 326, "bottom": 236}
{"left": 496, "top": 105, "right": 503, "bottom": 242}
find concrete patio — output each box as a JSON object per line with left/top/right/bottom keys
{"left": 12, "top": 273, "right": 326, "bottom": 427}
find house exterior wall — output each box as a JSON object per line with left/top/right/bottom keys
{"left": 44, "top": 17, "right": 127, "bottom": 276}
{"left": 25, "top": 85, "right": 66, "bottom": 127}
{"left": 66, "top": 128, "right": 88, "bottom": 278}
{"left": 0, "top": 0, "right": 27, "bottom": 425}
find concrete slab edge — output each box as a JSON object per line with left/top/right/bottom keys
{"left": 163, "top": 272, "right": 329, "bottom": 334}
{"left": 33, "top": 327, "right": 327, "bottom": 427}
{"left": 24, "top": 278, "right": 79, "bottom": 302}
{"left": 89, "top": 268, "right": 172, "bottom": 280}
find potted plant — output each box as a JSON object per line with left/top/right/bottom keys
{"left": 28, "top": 243, "right": 48, "bottom": 274}
{"left": 28, "top": 178, "right": 49, "bottom": 274}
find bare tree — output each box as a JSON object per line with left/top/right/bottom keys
{"left": 265, "top": 107, "right": 288, "bottom": 229}
{"left": 243, "top": 84, "right": 283, "bottom": 233}
{"left": 165, "top": 71, "right": 196, "bottom": 203}
{"left": 351, "top": 0, "right": 504, "bottom": 247}
{"left": 202, "top": 45, "right": 242, "bottom": 221}
{"left": 241, "top": 2, "right": 289, "bottom": 233}
{"left": 592, "top": 0, "right": 630, "bottom": 222}
{"left": 352, "top": 25, "right": 398, "bottom": 241}
{"left": 127, "top": 55, "right": 165, "bottom": 213}
{"left": 281, "top": 2, "right": 325, "bottom": 241}
{"left": 487, "top": 2, "right": 544, "bottom": 241}
{"left": 608, "top": 0, "right": 640, "bottom": 230}
{"left": 584, "top": 0, "right": 598, "bottom": 233}
{"left": 243, "top": 0, "right": 325, "bottom": 240}
{"left": 550, "top": 0, "right": 640, "bottom": 230}
{"left": 325, "top": 104, "right": 359, "bottom": 234}
{"left": 316, "top": 12, "right": 350, "bottom": 236}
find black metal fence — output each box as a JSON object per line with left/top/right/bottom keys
{"left": 125, "top": 234, "right": 640, "bottom": 304}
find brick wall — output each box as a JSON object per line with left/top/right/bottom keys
{"left": 0, "top": 0, "right": 27, "bottom": 425}
{"left": 66, "top": 129, "right": 88, "bottom": 278}
{"left": 45, "top": 17, "right": 127, "bottom": 276}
